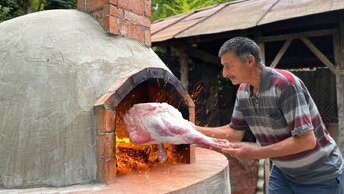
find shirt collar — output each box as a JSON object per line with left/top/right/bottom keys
{"left": 248, "top": 65, "right": 271, "bottom": 96}
{"left": 259, "top": 65, "right": 272, "bottom": 93}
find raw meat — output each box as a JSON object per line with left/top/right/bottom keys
{"left": 124, "top": 102, "right": 229, "bottom": 162}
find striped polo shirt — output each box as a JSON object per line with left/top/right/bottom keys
{"left": 230, "top": 65, "right": 343, "bottom": 184}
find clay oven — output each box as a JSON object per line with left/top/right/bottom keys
{"left": 0, "top": 0, "right": 196, "bottom": 188}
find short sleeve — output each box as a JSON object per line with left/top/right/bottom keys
{"left": 230, "top": 98, "right": 249, "bottom": 131}
{"left": 280, "top": 84, "right": 314, "bottom": 136}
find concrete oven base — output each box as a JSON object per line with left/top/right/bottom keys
{"left": 0, "top": 147, "right": 230, "bottom": 194}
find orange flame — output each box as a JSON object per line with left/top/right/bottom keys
{"left": 116, "top": 136, "right": 177, "bottom": 174}
{"left": 115, "top": 80, "right": 181, "bottom": 175}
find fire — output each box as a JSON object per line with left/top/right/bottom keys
{"left": 116, "top": 136, "right": 176, "bottom": 174}
{"left": 114, "top": 79, "right": 185, "bottom": 175}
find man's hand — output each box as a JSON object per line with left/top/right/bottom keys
{"left": 221, "top": 130, "right": 316, "bottom": 163}
{"left": 211, "top": 137, "right": 230, "bottom": 149}
{"left": 221, "top": 143, "right": 257, "bottom": 163}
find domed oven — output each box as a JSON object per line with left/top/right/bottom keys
{"left": 0, "top": 0, "right": 229, "bottom": 192}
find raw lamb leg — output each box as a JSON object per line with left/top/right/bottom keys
{"left": 124, "top": 102, "right": 230, "bottom": 162}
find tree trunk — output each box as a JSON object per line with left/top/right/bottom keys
{"left": 23, "top": 0, "right": 32, "bottom": 14}
{"left": 37, "top": 0, "right": 44, "bottom": 11}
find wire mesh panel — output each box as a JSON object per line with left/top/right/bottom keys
{"left": 293, "top": 69, "right": 338, "bottom": 123}
{"left": 265, "top": 36, "right": 338, "bottom": 123}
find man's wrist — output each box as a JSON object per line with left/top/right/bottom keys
{"left": 251, "top": 145, "right": 264, "bottom": 159}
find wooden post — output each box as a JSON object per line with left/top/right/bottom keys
{"left": 256, "top": 30, "right": 266, "bottom": 65}
{"left": 180, "top": 50, "right": 189, "bottom": 90}
{"left": 336, "top": 15, "right": 344, "bottom": 155}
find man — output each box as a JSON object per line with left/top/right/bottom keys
{"left": 195, "top": 37, "right": 344, "bottom": 193}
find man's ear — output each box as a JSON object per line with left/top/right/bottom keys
{"left": 247, "top": 54, "right": 256, "bottom": 67}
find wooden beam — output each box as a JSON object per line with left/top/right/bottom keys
{"left": 262, "top": 12, "right": 339, "bottom": 34}
{"left": 270, "top": 39, "right": 293, "bottom": 68}
{"left": 262, "top": 29, "right": 338, "bottom": 42}
{"left": 186, "top": 47, "right": 221, "bottom": 66}
{"left": 180, "top": 50, "right": 189, "bottom": 90}
{"left": 260, "top": 41, "right": 266, "bottom": 65}
{"left": 333, "top": 34, "right": 340, "bottom": 69}
{"left": 188, "top": 29, "right": 250, "bottom": 44}
{"left": 300, "top": 37, "right": 337, "bottom": 74}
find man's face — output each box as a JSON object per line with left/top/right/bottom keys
{"left": 221, "top": 52, "right": 251, "bottom": 85}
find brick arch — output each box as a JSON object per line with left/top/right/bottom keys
{"left": 93, "top": 67, "right": 195, "bottom": 184}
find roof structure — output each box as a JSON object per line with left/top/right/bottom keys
{"left": 152, "top": 0, "right": 344, "bottom": 42}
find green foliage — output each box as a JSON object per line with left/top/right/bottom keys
{"left": 1, "top": 0, "right": 231, "bottom": 23}
{"left": 151, "top": 0, "right": 233, "bottom": 22}
{"left": 0, "top": 0, "right": 77, "bottom": 22}
{"left": 44, "top": 0, "right": 76, "bottom": 9}
{"left": 31, "top": 0, "right": 46, "bottom": 11}
{"left": 0, "top": 0, "right": 24, "bottom": 22}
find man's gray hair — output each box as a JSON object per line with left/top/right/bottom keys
{"left": 218, "top": 37, "right": 263, "bottom": 66}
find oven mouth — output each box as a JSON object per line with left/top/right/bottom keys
{"left": 94, "top": 68, "right": 195, "bottom": 183}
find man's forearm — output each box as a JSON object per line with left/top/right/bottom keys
{"left": 195, "top": 125, "right": 244, "bottom": 142}
{"left": 252, "top": 131, "right": 317, "bottom": 159}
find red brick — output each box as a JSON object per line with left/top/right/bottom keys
{"left": 124, "top": 10, "right": 150, "bottom": 27}
{"left": 86, "top": 0, "right": 119, "bottom": 12}
{"left": 128, "top": 23, "right": 145, "bottom": 43}
{"left": 97, "top": 159, "right": 116, "bottom": 184}
{"left": 119, "top": 19, "right": 129, "bottom": 37}
{"left": 226, "top": 154, "right": 258, "bottom": 194}
{"left": 77, "top": 0, "right": 84, "bottom": 11}
{"left": 109, "top": 0, "right": 118, "bottom": 5}
{"left": 118, "top": 0, "right": 130, "bottom": 10}
{"left": 97, "top": 133, "right": 116, "bottom": 158}
{"left": 92, "top": 9, "right": 103, "bottom": 20}
{"left": 144, "top": 0, "right": 151, "bottom": 17}
{"left": 103, "top": 4, "right": 124, "bottom": 18}
{"left": 144, "top": 29, "right": 151, "bottom": 47}
{"left": 142, "top": 16, "right": 151, "bottom": 28}
{"left": 130, "top": 0, "right": 143, "bottom": 15}
{"left": 102, "top": 15, "right": 119, "bottom": 34}
{"left": 118, "top": 0, "right": 143, "bottom": 15}
{"left": 96, "top": 108, "right": 115, "bottom": 132}
{"left": 94, "top": 92, "right": 113, "bottom": 107}
{"left": 86, "top": 0, "right": 106, "bottom": 12}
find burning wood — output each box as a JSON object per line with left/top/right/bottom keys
{"left": 116, "top": 137, "right": 176, "bottom": 174}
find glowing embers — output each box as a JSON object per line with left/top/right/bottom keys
{"left": 116, "top": 137, "right": 176, "bottom": 174}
